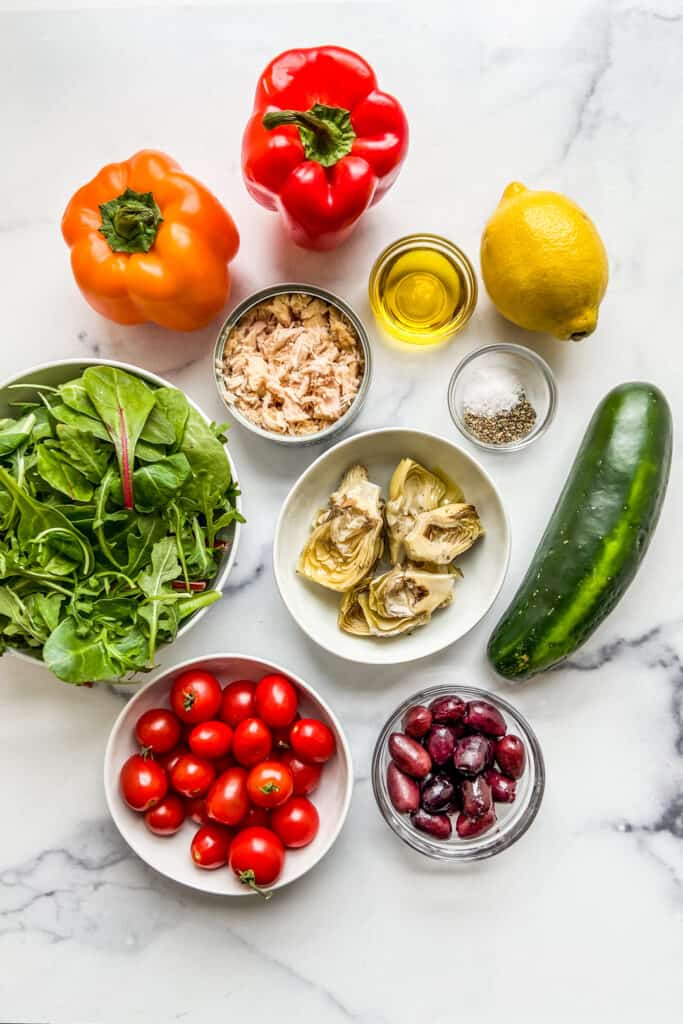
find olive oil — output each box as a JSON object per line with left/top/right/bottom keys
{"left": 369, "top": 235, "right": 477, "bottom": 345}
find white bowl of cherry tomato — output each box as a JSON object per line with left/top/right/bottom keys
{"left": 104, "top": 654, "right": 353, "bottom": 897}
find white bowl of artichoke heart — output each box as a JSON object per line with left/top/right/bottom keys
{"left": 274, "top": 429, "right": 511, "bottom": 665}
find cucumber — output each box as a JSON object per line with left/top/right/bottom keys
{"left": 488, "top": 382, "right": 672, "bottom": 681}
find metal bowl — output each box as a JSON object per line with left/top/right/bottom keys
{"left": 0, "top": 358, "right": 242, "bottom": 674}
{"left": 213, "top": 283, "right": 372, "bottom": 447}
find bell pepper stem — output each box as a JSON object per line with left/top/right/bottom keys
{"left": 262, "top": 103, "right": 356, "bottom": 168}
{"left": 99, "top": 188, "right": 163, "bottom": 254}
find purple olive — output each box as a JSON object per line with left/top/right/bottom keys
{"left": 411, "top": 807, "right": 452, "bottom": 840}
{"left": 495, "top": 735, "right": 526, "bottom": 779}
{"left": 453, "top": 734, "right": 491, "bottom": 777}
{"left": 425, "top": 724, "right": 456, "bottom": 765}
{"left": 456, "top": 806, "right": 497, "bottom": 838}
{"left": 463, "top": 700, "right": 507, "bottom": 737}
{"left": 420, "top": 772, "right": 455, "bottom": 813}
{"left": 402, "top": 705, "right": 433, "bottom": 739}
{"left": 485, "top": 769, "right": 517, "bottom": 803}
{"left": 429, "top": 695, "right": 466, "bottom": 724}
{"left": 387, "top": 762, "right": 421, "bottom": 812}
{"left": 461, "top": 776, "right": 493, "bottom": 819}
{"left": 388, "top": 732, "right": 432, "bottom": 779}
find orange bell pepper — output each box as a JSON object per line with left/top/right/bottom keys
{"left": 62, "top": 150, "right": 239, "bottom": 332}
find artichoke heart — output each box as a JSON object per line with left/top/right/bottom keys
{"left": 339, "top": 564, "right": 456, "bottom": 637}
{"left": 385, "top": 459, "right": 454, "bottom": 563}
{"left": 403, "top": 503, "right": 484, "bottom": 565}
{"left": 298, "top": 464, "right": 384, "bottom": 592}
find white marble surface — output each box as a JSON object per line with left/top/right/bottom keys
{"left": 1, "top": 1, "right": 682, "bottom": 1021}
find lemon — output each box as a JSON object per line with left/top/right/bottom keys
{"left": 480, "top": 182, "right": 608, "bottom": 340}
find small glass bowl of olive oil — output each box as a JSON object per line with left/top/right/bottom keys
{"left": 368, "top": 234, "right": 477, "bottom": 345}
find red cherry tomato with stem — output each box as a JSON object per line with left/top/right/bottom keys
{"left": 232, "top": 718, "right": 272, "bottom": 766}
{"left": 170, "top": 669, "right": 222, "bottom": 724}
{"left": 247, "top": 761, "right": 294, "bottom": 809}
{"left": 135, "top": 708, "right": 181, "bottom": 755}
{"left": 119, "top": 754, "right": 168, "bottom": 812}
{"left": 290, "top": 718, "right": 336, "bottom": 764}
{"left": 220, "top": 680, "right": 256, "bottom": 727}
{"left": 229, "top": 827, "right": 285, "bottom": 896}
{"left": 169, "top": 753, "right": 215, "bottom": 798}
{"left": 271, "top": 797, "right": 319, "bottom": 848}
{"left": 279, "top": 749, "right": 323, "bottom": 795}
{"left": 191, "top": 825, "right": 233, "bottom": 869}
{"left": 145, "top": 794, "right": 186, "bottom": 836}
{"left": 206, "top": 767, "right": 249, "bottom": 826}
{"left": 254, "top": 674, "right": 298, "bottom": 729}
{"left": 188, "top": 720, "right": 233, "bottom": 760}
{"left": 271, "top": 713, "right": 300, "bottom": 751}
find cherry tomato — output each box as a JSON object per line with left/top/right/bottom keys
{"left": 145, "top": 794, "right": 186, "bottom": 836}
{"left": 229, "top": 827, "right": 285, "bottom": 894}
{"left": 213, "top": 754, "right": 236, "bottom": 775}
{"left": 119, "top": 754, "right": 168, "bottom": 812}
{"left": 188, "top": 720, "right": 233, "bottom": 760}
{"left": 158, "top": 744, "right": 188, "bottom": 774}
{"left": 169, "top": 753, "right": 216, "bottom": 798}
{"left": 185, "top": 796, "right": 212, "bottom": 825}
{"left": 220, "top": 679, "right": 256, "bottom": 727}
{"left": 279, "top": 749, "right": 323, "bottom": 796}
{"left": 206, "top": 767, "right": 249, "bottom": 826}
{"left": 135, "top": 707, "right": 182, "bottom": 755}
{"left": 170, "top": 669, "right": 222, "bottom": 724}
{"left": 254, "top": 674, "right": 298, "bottom": 729}
{"left": 232, "top": 718, "right": 272, "bottom": 766}
{"left": 190, "top": 825, "right": 233, "bottom": 869}
{"left": 241, "top": 805, "right": 270, "bottom": 829}
{"left": 271, "top": 797, "right": 319, "bottom": 848}
{"left": 290, "top": 718, "right": 336, "bottom": 764}
{"left": 271, "top": 714, "right": 300, "bottom": 751}
{"left": 247, "top": 761, "right": 294, "bottom": 809}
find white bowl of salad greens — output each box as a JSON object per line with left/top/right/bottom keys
{"left": 0, "top": 359, "right": 243, "bottom": 684}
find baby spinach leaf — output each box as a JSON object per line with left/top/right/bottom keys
{"left": 136, "top": 440, "right": 168, "bottom": 463}
{"left": 59, "top": 379, "right": 99, "bottom": 418}
{"left": 123, "top": 514, "right": 167, "bottom": 576}
{"left": 0, "top": 413, "right": 36, "bottom": 456}
{"left": 180, "top": 407, "right": 233, "bottom": 544}
{"left": 140, "top": 404, "right": 176, "bottom": 445}
{"left": 154, "top": 388, "right": 189, "bottom": 445}
{"left": 82, "top": 366, "right": 155, "bottom": 510}
{"left": 55, "top": 424, "right": 111, "bottom": 483}
{"left": 36, "top": 445, "right": 94, "bottom": 502}
{"left": 43, "top": 617, "right": 148, "bottom": 684}
{"left": 50, "top": 403, "right": 111, "bottom": 442}
{"left": 110, "top": 454, "right": 191, "bottom": 511}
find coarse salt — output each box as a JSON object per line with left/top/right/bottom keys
{"left": 463, "top": 365, "right": 524, "bottom": 417}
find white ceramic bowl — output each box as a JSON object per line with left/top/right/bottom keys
{"left": 104, "top": 653, "right": 353, "bottom": 896}
{"left": 0, "top": 358, "right": 241, "bottom": 673}
{"left": 274, "top": 428, "right": 511, "bottom": 665}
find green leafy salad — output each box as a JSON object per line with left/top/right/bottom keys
{"left": 0, "top": 366, "right": 243, "bottom": 683}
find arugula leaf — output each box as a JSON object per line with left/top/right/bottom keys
{"left": 138, "top": 537, "right": 181, "bottom": 662}
{"left": 36, "top": 444, "right": 94, "bottom": 501}
{"left": 82, "top": 367, "right": 155, "bottom": 510}
{"left": 0, "top": 413, "right": 36, "bottom": 456}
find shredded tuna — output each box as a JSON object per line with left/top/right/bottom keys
{"left": 218, "top": 292, "right": 364, "bottom": 436}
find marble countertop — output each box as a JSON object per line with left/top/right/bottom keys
{"left": 1, "top": 2, "right": 681, "bottom": 1021}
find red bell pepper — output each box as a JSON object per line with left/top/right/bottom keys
{"left": 242, "top": 46, "right": 409, "bottom": 251}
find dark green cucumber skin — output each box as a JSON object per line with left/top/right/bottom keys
{"left": 487, "top": 382, "right": 672, "bottom": 681}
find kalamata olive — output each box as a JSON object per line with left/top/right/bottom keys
{"left": 495, "top": 734, "right": 526, "bottom": 779}
{"left": 456, "top": 806, "right": 497, "bottom": 838}
{"left": 453, "top": 734, "right": 491, "bottom": 776}
{"left": 425, "top": 724, "right": 456, "bottom": 765}
{"left": 463, "top": 700, "right": 507, "bottom": 737}
{"left": 411, "top": 807, "right": 452, "bottom": 840}
{"left": 485, "top": 769, "right": 517, "bottom": 803}
{"left": 420, "top": 772, "right": 455, "bottom": 813}
{"left": 461, "top": 776, "right": 493, "bottom": 819}
{"left": 429, "top": 695, "right": 466, "bottom": 724}
{"left": 387, "top": 762, "right": 421, "bottom": 813}
{"left": 388, "top": 732, "right": 432, "bottom": 779}
{"left": 403, "top": 705, "right": 433, "bottom": 739}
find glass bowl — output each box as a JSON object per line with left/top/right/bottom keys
{"left": 368, "top": 234, "right": 477, "bottom": 345}
{"left": 448, "top": 343, "right": 557, "bottom": 452}
{"left": 372, "top": 684, "right": 545, "bottom": 861}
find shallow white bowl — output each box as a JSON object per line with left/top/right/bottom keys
{"left": 274, "top": 428, "right": 511, "bottom": 665}
{"left": 0, "top": 358, "right": 241, "bottom": 675}
{"left": 104, "top": 653, "right": 353, "bottom": 896}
